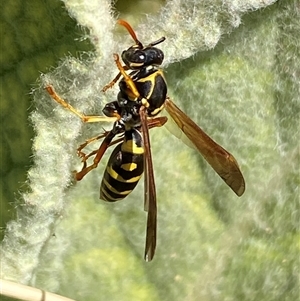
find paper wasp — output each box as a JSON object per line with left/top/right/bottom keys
{"left": 45, "top": 19, "right": 245, "bottom": 261}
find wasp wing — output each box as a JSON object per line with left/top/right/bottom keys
{"left": 165, "top": 97, "right": 245, "bottom": 196}
{"left": 140, "top": 106, "right": 157, "bottom": 261}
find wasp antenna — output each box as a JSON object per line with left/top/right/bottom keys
{"left": 148, "top": 37, "right": 166, "bottom": 47}
{"left": 117, "top": 19, "right": 143, "bottom": 48}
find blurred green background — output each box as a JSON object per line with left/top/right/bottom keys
{"left": 1, "top": 0, "right": 90, "bottom": 239}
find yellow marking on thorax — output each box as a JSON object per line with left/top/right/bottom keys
{"left": 150, "top": 103, "right": 165, "bottom": 116}
{"left": 136, "top": 69, "right": 165, "bottom": 83}
{"left": 138, "top": 73, "right": 156, "bottom": 107}
{"left": 136, "top": 70, "right": 165, "bottom": 108}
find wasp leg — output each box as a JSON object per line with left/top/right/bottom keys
{"left": 78, "top": 116, "right": 166, "bottom": 164}
{"left": 77, "top": 137, "right": 124, "bottom": 175}
{"left": 45, "top": 85, "right": 118, "bottom": 123}
{"left": 77, "top": 130, "right": 124, "bottom": 161}
{"left": 77, "top": 132, "right": 110, "bottom": 160}
{"left": 101, "top": 66, "right": 129, "bottom": 92}
{"left": 112, "top": 54, "right": 152, "bottom": 108}
{"left": 77, "top": 116, "right": 163, "bottom": 164}
{"left": 101, "top": 72, "right": 122, "bottom": 92}
{"left": 75, "top": 130, "right": 116, "bottom": 181}
{"left": 112, "top": 54, "right": 141, "bottom": 99}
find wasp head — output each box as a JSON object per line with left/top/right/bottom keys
{"left": 118, "top": 19, "right": 165, "bottom": 69}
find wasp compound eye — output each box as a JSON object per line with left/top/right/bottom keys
{"left": 143, "top": 48, "right": 164, "bottom": 66}
{"left": 130, "top": 50, "right": 147, "bottom": 64}
{"left": 121, "top": 48, "right": 145, "bottom": 68}
{"left": 122, "top": 47, "right": 164, "bottom": 69}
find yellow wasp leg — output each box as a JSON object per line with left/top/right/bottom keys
{"left": 45, "top": 85, "right": 118, "bottom": 123}
{"left": 101, "top": 72, "right": 122, "bottom": 92}
{"left": 77, "top": 132, "right": 109, "bottom": 160}
{"left": 101, "top": 65, "right": 130, "bottom": 92}
{"left": 112, "top": 54, "right": 141, "bottom": 99}
{"left": 112, "top": 54, "right": 151, "bottom": 108}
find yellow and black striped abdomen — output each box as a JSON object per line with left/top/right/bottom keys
{"left": 100, "top": 128, "right": 144, "bottom": 202}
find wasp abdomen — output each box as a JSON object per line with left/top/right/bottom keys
{"left": 100, "top": 129, "right": 144, "bottom": 202}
